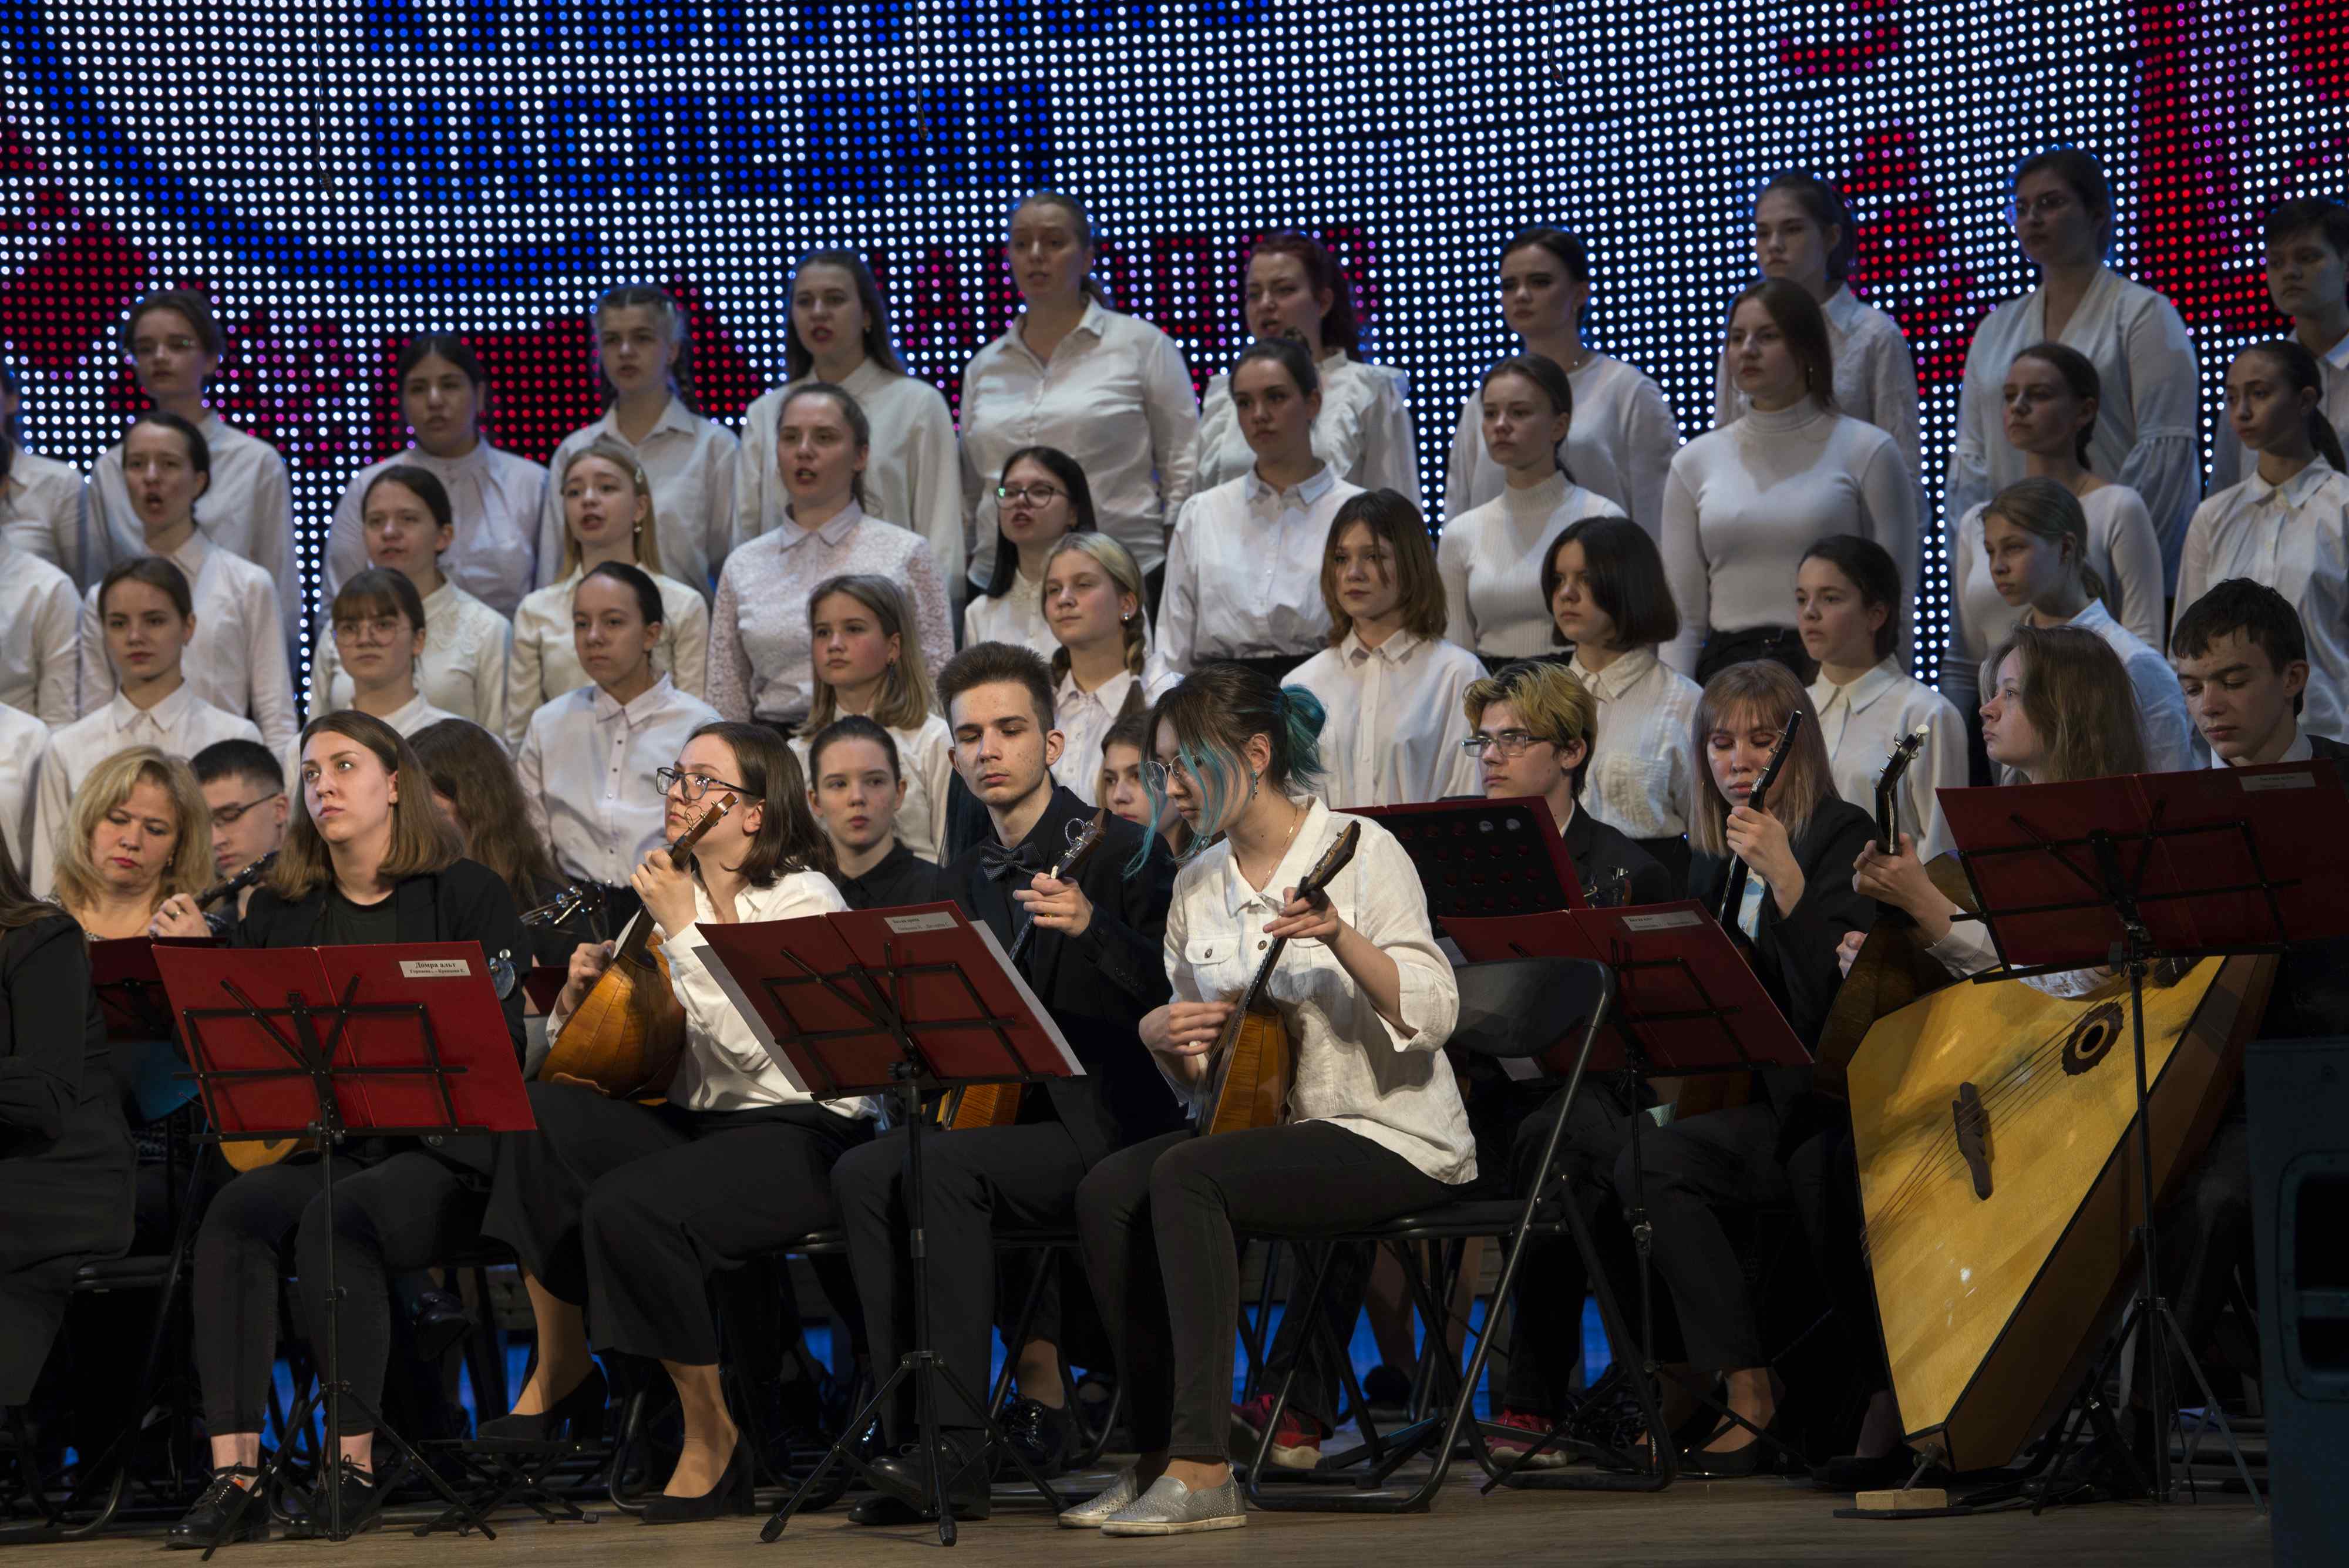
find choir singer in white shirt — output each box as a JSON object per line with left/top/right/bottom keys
{"left": 0, "top": 357, "right": 94, "bottom": 589}
{"left": 318, "top": 570, "right": 463, "bottom": 742}
{"left": 788, "top": 574, "right": 954, "bottom": 864}
{"left": 1044, "top": 531, "right": 1173, "bottom": 796}
{"left": 2211, "top": 200, "right": 2349, "bottom": 493}
{"left": 965, "top": 446, "right": 1094, "bottom": 657}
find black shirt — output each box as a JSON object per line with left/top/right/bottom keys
{"left": 831, "top": 840, "right": 950, "bottom": 912}
{"left": 317, "top": 887, "right": 399, "bottom": 947}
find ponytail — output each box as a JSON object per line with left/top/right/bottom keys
{"left": 1277, "top": 685, "right": 1329, "bottom": 786}
{"left": 2242, "top": 339, "right": 2347, "bottom": 473}
{"left": 1985, "top": 476, "right": 2114, "bottom": 618}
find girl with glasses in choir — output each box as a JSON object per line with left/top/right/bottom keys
{"left": 1443, "top": 227, "right": 1679, "bottom": 537}
{"left": 2213, "top": 199, "right": 2349, "bottom": 492}
{"left": 965, "top": 446, "right": 1098, "bottom": 656}
{"left": 327, "top": 334, "right": 549, "bottom": 616}
{"left": 1192, "top": 232, "right": 1420, "bottom": 509}
{"left": 0, "top": 358, "right": 85, "bottom": 723}
{"left": 507, "top": 439, "right": 711, "bottom": 745}
{"left": 1441, "top": 354, "right": 1627, "bottom": 667}
{"left": 790, "top": 575, "right": 953, "bottom": 863}
{"left": 309, "top": 467, "right": 513, "bottom": 736}
{"left": 734, "top": 251, "right": 963, "bottom": 591}
{"left": 1045, "top": 531, "right": 1170, "bottom": 795}
{"left": 322, "top": 570, "right": 461, "bottom": 741}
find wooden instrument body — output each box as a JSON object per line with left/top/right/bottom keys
{"left": 221, "top": 1133, "right": 310, "bottom": 1172}
{"left": 1202, "top": 1001, "right": 1295, "bottom": 1138}
{"left": 1849, "top": 953, "right": 2273, "bottom": 1471}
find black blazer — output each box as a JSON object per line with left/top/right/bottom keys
{"left": 1564, "top": 806, "right": 1674, "bottom": 907}
{"left": 0, "top": 915, "right": 133, "bottom": 1290}
{"left": 947, "top": 785, "right": 1180, "bottom": 1166}
{"left": 2263, "top": 735, "right": 2349, "bottom": 1040}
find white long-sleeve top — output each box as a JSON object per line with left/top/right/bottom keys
{"left": 1443, "top": 353, "right": 1681, "bottom": 540}
{"left": 1566, "top": 648, "right": 1703, "bottom": 842}
{"left": 1713, "top": 284, "right": 1922, "bottom": 477}
{"left": 1165, "top": 798, "right": 1475, "bottom": 1185}
{"left": 1976, "top": 597, "right": 2196, "bottom": 775}
{"left": 1806, "top": 659, "right": 1967, "bottom": 863}
{"left": 0, "top": 535, "right": 83, "bottom": 724}
{"left": 2, "top": 448, "right": 92, "bottom": 586}
{"left": 791, "top": 712, "right": 953, "bottom": 864}
{"left": 1660, "top": 399, "right": 1919, "bottom": 675}
{"left": 534, "top": 398, "right": 738, "bottom": 597}
{"left": 1438, "top": 470, "right": 1625, "bottom": 662}
{"left": 0, "top": 703, "right": 42, "bottom": 873}
{"left": 1193, "top": 354, "right": 1421, "bottom": 511}
{"left": 962, "top": 566, "right": 1057, "bottom": 658}
{"left": 504, "top": 564, "right": 709, "bottom": 746}
{"left": 2210, "top": 329, "right": 2349, "bottom": 494}
{"left": 76, "top": 531, "right": 298, "bottom": 758}
{"left": 1945, "top": 267, "right": 2202, "bottom": 589}
{"left": 89, "top": 415, "right": 298, "bottom": 651}
{"left": 326, "top": 442, "right": 548, "bottom": 617}
{"left": 1939, "top": 483, "right": 2166, "bottom": 713}
{"left": 355, "top": 691, "right": 465, "bottom": 742}
{"left": 732, "top": 361, "right": 964, "bottom": 592}
{"left": 31, "top": 684, "right": 261, "bottom": 896}
{"left": 2178, "top": 460, "right": 2349, "bottom": 745}
{"left": 1154, "top": 465, "right": 1362, "bottom": 674}
{"left": 308, "top": 577, "right": 511, "bottom": 738}
{"left": 961, "top": 301, "right": 1199, "bottom": 581}
{"left": 517, "top": 674, "right": 721, "bottom": 887}
{"left": 1288, "top": 628, "right": 1484, "bottom": 808}
{"left": 1049, "top": 665, "right": 1177, "bottom": 797}
{"left": 547, "top": 869, "right": 871, "bottom": 1115}
{"left": 705, "top": 503, "right": 951, "bottom": 728}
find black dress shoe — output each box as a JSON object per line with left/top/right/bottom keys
{"left": 409, "top": 1287, "right": 474, "bottom": 1362}
{"left": 998, "top": 1397, "right": 1081, "bottom": 1479}
{"left": 166, "top": 1466, "right": 269, "bottom": 1550}
{"left": 281, "top": 1459, "right": 383, "bottom": 1540}
{"left": 478, "top": 1362, "right": 608, "bottom": 1443}
{"left": 864, "top": 1441, "right": 992, "bottom": 1520}
{"left": 641, "top": 1439, "right": 755, "bottom": 1524}
{"left": 1681, "top": 1419, "right": 1781, "bottom": 1479}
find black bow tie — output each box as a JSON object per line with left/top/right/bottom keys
{"left": 980, "top": 842, "right": 1040, "bottom": 883}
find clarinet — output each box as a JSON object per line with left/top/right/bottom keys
{"left": 1715, "top": 709, "right": 1802, "bottom": 939}
{"left": 196, "top": 852, "right": 277, "bottom": 936}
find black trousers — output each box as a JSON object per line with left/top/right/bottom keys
{"left": 1615, "top": 1101, "right": 1789, "bottom": 1374}
{"left": 193, "top": 1149, "right": 480, "bottom": 1435}
{"left": 832, "top": 1119, "right": 1090, "bottom": 1438}
{"left": 482, "top": 1081, "right": 866, "bottom": 1366}
{"left": 1, "top": 1112, "right": 134, "bottom": 1407}
{"left": 2158, "top": 1105, "right": 2253, "bottom": 1383}
{"left": 1076, "top": 1123, "right": 1452, "bottom": 1461}
{"left": 1499, "top": 1081, "right": 1640, "bottom": 1412}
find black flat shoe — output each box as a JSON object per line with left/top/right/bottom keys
{"left": 641, "top": 1439, "right": 755, "bottom": 1524}
{"left": 1681, "top": 1418, "right": 1781, "bottom": 1479}
{"left": 282, "top": 1459, "right": 384, "bottom": 1540}
{"left": 998, "top": 1397, "right": 1081, "bottom": 1479}
{"left": 166, "top": 1466, "right": 268, "bottom": 1550}
{"left": 409, "top": 1287, "right": 474, "bottom": 1363}
{"left": 865, "top": 1441, "right": 992, "bottom": 1520}
{"left": 478, "top": 1362, "right": 607, "bottom": 1443}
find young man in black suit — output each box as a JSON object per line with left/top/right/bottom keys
{"left": 830, "top": 642, "right": 1179, "bottom": 1526}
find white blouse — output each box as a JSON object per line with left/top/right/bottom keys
{"left": 308, "top": 577, "right": 512, "bottom": 738}
{"left": 961, "top": 300, "right": 1199, "bottom": 581}
{"left": 0, "top": 535, "right": 82, "bottom": 724}
{"left": 1567, "top": 648, "right": 1703, "bottom": 842}
{"left": 1049, "top": 665, "right": 1176, "bottom": 798}
{"left": 355, "top": 691, "right": 465, "bottom": 742}
{"left": 2210, "top": 329, "right": 2349, "bottom": 494}
{"left": 534, "top": 398, "right": 739, "bottom": 597}
{"left": 1713, "top": 284, "right": 1921, "bottom": 477}
{"left": 733, "top": 360, "right": 964, "bottom": 592}
{"left": 1443, "top": 352, "right": 1681, "bottom": 540}
{"left": 792, "top": 711, "right": 953, "bottom": 864}
{"left": 76, "top": 531, "right": 298, "bottom": 758}
{"left": 1288, "top": 628, "right": 1483, "bottom": 807}
{"left": 506, "top": 564, "right": 710, "bottom": 746}
{"left": 1155, "top": 465, "right": 1363, "bottom": 673}
{"left": 2178, "top": 461, "right": 2349, "bottom": 746}
{"left": 1, "top": 447, "right": 92, "bottom": 586}
{"left": 1438, "top": 470, "right": 1624, "bottom": 660}
{"left": 1976, "top": 597, "right": 2196, "bottom": 775}
{"left": 1806, "top": 659, "right": 1967, "bottom": 863}
{"left": 1166, "top": 798, "right": 1473, "bottom": 1183}
{"left": 0, "top": 702, "right": 42, "bottom": 873}
{"left": 326, "top": 442, "right": 549, "bottom": 617}
{"left": 1193, "top": 353, "right": 1421, "bottom": 510}
{"left": 1659, "top": 400, "right": 1919, "bottom": 675}
{"left": 89, "top": 413, "right": 298, "bottom": 651}
{"left": 962, "top": 566, "right": 1057, "bottom": 657}
{"left": 517, "top": 674, "right": 721, "bottom": 887}
{"left": 1940, "top": 483, "right": 2166, "bottom": 712}
{"left": 31, "top": 684, "right": 261, "bottom": 896}
{"left": 1946, "top": 266, "right": 2202, "bottom": 588}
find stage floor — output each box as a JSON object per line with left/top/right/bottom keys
{"left": 15, "top": 1464, "right": 2270, "bottom": 1567}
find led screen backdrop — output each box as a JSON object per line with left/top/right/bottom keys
{"left": 1, "top": 1, "right": 2343, "bottom": 681}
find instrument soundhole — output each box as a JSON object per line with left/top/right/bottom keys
{"left": 2061, "top": 1002, "right": 2124, "bottom": 1076}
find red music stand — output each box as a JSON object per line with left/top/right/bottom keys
{"left": 1355, "top": 796, "right": 1587, "bottom": 923}
{"left": 153, "top": 942, "right": 534, "bottom": 1546}
{"left": 693, "top": 902, "right": 1081, "bottom": 1546}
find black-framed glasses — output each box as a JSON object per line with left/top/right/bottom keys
{"left": 996, "top": 483, "right": 1064, "bottom": 506}
{"left": 655, "top": 766, "right": 749, "bottom": 801}
{"left": 209, "top": 789, "right": 283, "bottom": 825}
{"left": 1460, "top": 729, "right": 1546, "bottom": 759}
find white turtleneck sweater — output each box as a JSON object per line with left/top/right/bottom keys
{"left": 1435, "top": 470, "right": 1624, "bottom": 660}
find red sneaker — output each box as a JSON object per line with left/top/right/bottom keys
{"left": 1227, "top": 1394, "right": 1325, "bottom": 1469}
{"left": 1486, "top": 1408, "right": 1571, "bottom": 1469}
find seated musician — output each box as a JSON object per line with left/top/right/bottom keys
{"left": 147, "top": 712, "right": 528, "bottom": 1545}
{"left": 831, "top": 642, "right": 1176, "bottom": 1526}
{"left": 409, "top": 718, "right": 595, "bottom": 974}
{"left": 50, "top": 748, "right": 213, "bottom": 942}
{"left": 1065, "top": 664, "right": 1473, "bottom": 1538}
{"left": 192, "top": 739, "right": 288, "bottom": 923}
{"left": 477, "top": 722, "right": 870, "bottom": 1523}
{"left": 803, "top": 714, "right": 948, "bottom": 910}
{"left": 1615, "top": 660, "right": 1875, "bottom": 1476}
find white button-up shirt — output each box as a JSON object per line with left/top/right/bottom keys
{"left": 2207, "top": 728, "right": 2314, "bottom": 769}
{"left": 1, "top": 448, "right": 93, "bottom": 586}
{"left": 0, "top": 535, "right": 83, "bottom": 724}
{"left": 1977, "top": 597, "right": 2196, "bottom": 775}
{"left": 88, "top": 413, "right": 299, "bottom": 650}
{"left": 0, "top": 703, "right": 45, "bottom": 872}
{"left": 733, "top": 360, "right": 964, "bottom": 591}
{"left": 793, "top": 711, "right": 954, "bottom": 864}
{"left": 1439, "top": 470, "right": 1625, "bottom": 661}
{"left": 1567, "top": 648, "right": 1704, "bottom": 842}
{"left": 1947, "top": 266, "right": 2203, "bottom": 588}
{"left": 1165, "top": 798, "right": 1474, "bottom": 1185}
{"left": 706, "top": 504, "right": 951, "bottom": 728}
{"left": 1807, "top": 659, "right": 1967, "bottom": 863}
{"left": 1049, "top": 665, "right": 1176, "bottom": 798}
{"left": 1193, "top": 354, "right": 1421, "bottom": 510}
{"left": 31, "top": 683, "right": 261, "bottom": 894}
{"left": 308, "top": 577, "right": 512, "bottom": 738}
{"left": 517, "top": 674, "right": 720, "bottom": 886}
{"left": 1288, "top": 628, "right": 1483, "bottom": 807}
{"left": 327, "top": 442, "right": 549, "bottom": 617}
{"left": 963, "top": 566, "right": 1056, "bottom": 658}
{"left": 1155, "top": 465, "right": 1362, "bottom": 674}
{"left": 1714, "top": 284, "right": 1922, "bottom": 477}
{"left": 534, "top": 398, "right": 739, "bottom": 597}
{"left": 961, "top": 300, "right": 1199, "bottom": 580}
{"left": 78, "top": 531, "right": 298, "bottom": 758}
{"left": 349, "top": 691, "right": 465, "bottom": 742}
{"left": 1443, "top": 353, "right": 1682, "bottom": 540}
{"left": 506, "top": 565, "right": 710, "bottom": 746}
{"left": 2178, "top": 460, "right": 2349, "bottom": 745}
{"left": 2211, "top": 331, "right": 2349, "bottom": 494}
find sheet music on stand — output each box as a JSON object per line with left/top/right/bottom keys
{"left": 1354, "top": 796, "right": 1585, "bottom": 924}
